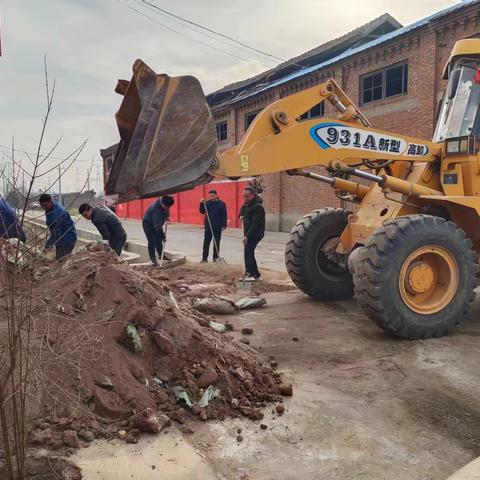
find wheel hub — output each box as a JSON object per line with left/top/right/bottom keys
{"left": 399, "top": 246, "right": 459, "bottom": 314}
{"left": 406, "top": 261, "right": 434, "bottom": 294}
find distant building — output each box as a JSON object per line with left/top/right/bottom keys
{"left": 207, "top": 0, "right": 480, "bottom": 231}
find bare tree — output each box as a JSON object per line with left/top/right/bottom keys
{"left": 0, "top": 57, "right": 91, "bottom": 480}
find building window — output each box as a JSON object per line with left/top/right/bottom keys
{"left": 299, "top": 102, "right": 325, "bottom": 120}
{"left": 216, "top": 121, "right": 228, "bottom": 142}
{"left": 245, "top": 111, "right": 260, "bottom": 132}
{"left": 361, "top": 62, "right": 408, "bottom": 104}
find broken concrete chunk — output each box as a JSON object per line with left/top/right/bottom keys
{"left": 117, "top": 324, "right": 143, "bottom": 353}
{"left": 94, "top": 375, "right": 114, "bottom": 390}
{"left": 167, "top": 291, "right": 180, "bottom": 312}
{"left": 235, "top": 297, "right": 267, "bottom": 310}
{"left": 242, "top": 327, "right": 254, "bottom": 335}
{"left": 193, "top": 296, "right": 237, "bottom": 315}
{"left": 209, "top": 320, "right": 227, "bottom": 332}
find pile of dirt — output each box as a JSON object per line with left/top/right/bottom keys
{"left": 19, "top": 249, "right": 290, "bottom": 451}
{"left": 136, "top": 262, "right": 295, "bottom": 299}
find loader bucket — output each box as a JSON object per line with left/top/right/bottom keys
{"left": 105, "top": 59, "right": 217, "bottom": 202}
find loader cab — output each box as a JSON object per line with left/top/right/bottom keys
{"left": 433, "top": 59, "right": 480, "bottom": 145}
{"left": 433, "top": 40, "right": 480, "bottom": 147}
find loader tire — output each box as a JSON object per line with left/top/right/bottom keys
{"left": 353, "top": 215, "right": 478, "bottom": 339}
{"left": 285, "top": 208, "right": 353, "bottom": 301}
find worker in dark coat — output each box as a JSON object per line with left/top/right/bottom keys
{"left": 199, "top": 189, "right": 227, "bottom": 262}
{"left": 142, "top": 196, "right": 175, "bottom": 265}
{"left": 39, "top": 193, "right": 77, "bottom": 259}
{"left": 0, "top": 196, "right": 26, "bottom": 242}
{"left": 79, "top": 203, "right": 127, "bottom": 256}
{"left": 240, "top": 187, "right": 265, "bottom": 281}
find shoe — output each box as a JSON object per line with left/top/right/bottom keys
{"left": 150, "top": 258, "right": 158, "bottom": 266}
{"left": 242, "top": 275, "right": 257, "bottom": 282}
{"left": 200, "top": 259, "right": 208, "bottom": 263}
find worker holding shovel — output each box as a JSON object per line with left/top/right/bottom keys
{"left": 142, "top": 196, "right": 175, "bottom": 266}
{"left": 199, "top": 189, "right": 227, "bottom": 263}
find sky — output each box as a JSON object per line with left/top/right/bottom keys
{"left": 0, "top": 0, "right": 463, "bottom": 194}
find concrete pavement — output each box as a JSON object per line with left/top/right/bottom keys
{"left": 77, "top": 217, "right": 290, "bottom": 272}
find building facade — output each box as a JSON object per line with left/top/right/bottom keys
{"left": 207, "top": 0, "right": 480, "bottom": 231}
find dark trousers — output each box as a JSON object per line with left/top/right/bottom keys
{"left": 142, "top": 220, "right": 164, "bottom": 261}
{"left": 56, "top": 242, "right": 75, "bottom": 260}
{"left": 202, "top": 226, "right": 222, "bottom": 260}
{"left": 244, "top": 235, "right": 263, "bottom": 277}
{"left": 109, "top": 233, "right": 127, "bottom": 256}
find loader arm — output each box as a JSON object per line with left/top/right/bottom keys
{"left": 213, "top": 78, "right": 441, "bottom": 179}
{"left": 105, "top": 61, "right": 442, "bottom": 202}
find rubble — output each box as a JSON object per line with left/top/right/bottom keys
{"left": 133, "top": 409, "right": 170, "bottom": 433}
{"left": 15, "top": 249, "right": 285, "bottom": 451}
{"left": 278, "top": 384, "right": 293, "bottom": 396}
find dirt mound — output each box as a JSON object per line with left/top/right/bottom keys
{"left": 136, "top": 262, "right": 294, "bottom": 299}
{"left": 24, "top": 250, "right": 288, "bottom": 450}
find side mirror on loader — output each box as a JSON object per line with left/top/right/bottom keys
{"left": 447, "top": 68, "right": 462, "bottom": 100}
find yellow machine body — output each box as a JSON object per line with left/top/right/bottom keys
{"left": 106, "top": 39, "right": 480, "bottom": 339}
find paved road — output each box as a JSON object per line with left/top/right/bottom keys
{"left": 77, "top": 217, "right": 290, "bottom": 272}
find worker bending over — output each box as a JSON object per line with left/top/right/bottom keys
{"left": 79, "top": 203, "right": 127, "bottom": 256}
{"left": 241, "top": 187, "right": 265, "bottom": 281}
{"left": 199, "top": 189, "right": 227, "bottom": 263}
{"left": 39, "top": 194, "right": 77, "bottom": 259}
{"left": 0, "top": 196, "right": 26, "bottom": 242}
{"left": 142, "top": 196, "right": 175, "bottom": 266}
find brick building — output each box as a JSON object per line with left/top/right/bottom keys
{"left": 207, "top": 0, "right": 480, "bottom": 231}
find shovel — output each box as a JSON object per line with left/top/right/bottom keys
{"left": 159, "top": 221, "right": 168, "bottom": 268}
{"left": 203, "top": 200, "right": 226, "bottom": 264}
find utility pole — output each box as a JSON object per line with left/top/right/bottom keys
{"left": 58, "top": 166, "right": 62, "bottom": 206}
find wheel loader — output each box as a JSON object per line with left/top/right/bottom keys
{"left": 105, "top": 39, "right": 480, "bottom": 340}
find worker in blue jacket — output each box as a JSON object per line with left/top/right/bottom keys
{"left": 0, "top": 196, "right": 26, "bottom": 242}
{"left": 39, "top": 194, "right": 77, "bottom": 260}
{"left": 142, "top": 196, "right": 175, "bottom": 265}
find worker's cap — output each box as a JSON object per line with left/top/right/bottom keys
{"left": 162, "top": 195, "right": 175, "bottom": 207}
{"left": 208, "top": 189, "right": 217, "bottom": 195}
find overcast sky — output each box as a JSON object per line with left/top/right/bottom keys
{"left": 0, "top": 0, "right": 461, "bottom": 193}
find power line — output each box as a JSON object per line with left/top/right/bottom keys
{"left": 135, "top": 0, "right": 278, "bottom": 66}
{"left": 120, "top": 1, "right": 273, "bottom": 66}
{"left": 141, "top": 0, "right": 296, "bottom": 66}
{"left": 0, "top": 144, "right": 101, "bottom": 164}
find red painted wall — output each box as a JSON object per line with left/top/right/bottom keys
{"left": 115, "top": 180, "right": 249, "bottom": 227}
